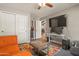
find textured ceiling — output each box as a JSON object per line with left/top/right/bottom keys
{"left": 0, "top": 3, "right": 78, "bottom": 17}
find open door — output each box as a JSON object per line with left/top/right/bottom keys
{"left": 36, "top": 20, "right": 42, "bottom": 39}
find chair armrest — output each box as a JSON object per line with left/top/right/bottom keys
{"left": 12, "top": 51, "right": 32, "bottom": 56}
{"left": 0, "top": 53, "right": 10, "bottom": 56}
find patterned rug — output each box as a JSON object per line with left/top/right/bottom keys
{"left": 48, "top": 44, "right": 61, "bottom": 56}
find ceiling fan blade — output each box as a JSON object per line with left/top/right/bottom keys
{"left": 45, "top": 3, "right": 53, "bottom": 8}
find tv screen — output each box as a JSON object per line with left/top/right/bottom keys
{"left": 57, "top": 15, "right": 66, "bottom": 27}
{"left": 49, "top": 15, "right": 66, "bottom": 27}
{"left": 49, "top": 18, "right": 57, "bottom": 27}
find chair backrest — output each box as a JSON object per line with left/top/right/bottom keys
{"left": 0, "top": 35, "right": 18, "bottom": 48}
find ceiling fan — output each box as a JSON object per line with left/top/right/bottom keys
{"left": 37, "top": 3, "right": 53, "bottom": 10}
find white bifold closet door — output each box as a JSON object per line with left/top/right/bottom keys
{"left": 0, "top": 12, "right": 16, "bottom": 36}
{"left": 16, "top": 14, "right": 30, "bottom": 44}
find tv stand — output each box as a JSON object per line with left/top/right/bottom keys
{"left": 47, "top": 33, "right": 64, "bottom": 43}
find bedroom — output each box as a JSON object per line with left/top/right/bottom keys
{"left": 0, "top": 3, "right": 79, "bottom": 56}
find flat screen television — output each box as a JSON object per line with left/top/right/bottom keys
{"left": 49, "top": 15, "right": 66, "bottom": 27}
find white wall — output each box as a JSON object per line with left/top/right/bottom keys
{"left": 47, "top": 5, "right": 79, "bottom": 41}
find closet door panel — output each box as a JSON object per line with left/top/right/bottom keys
{"left": 16, "top": 14, "right": 30, "bottom": 44}
{"left": 0, "top": 12, "right": 15, "bottom": 35}
{"left": 0, "top": 12, "right": 3, "bottom": 32}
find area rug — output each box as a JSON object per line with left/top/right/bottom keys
{"left": 48, "top": 45, "right": 61, "bottom": 56}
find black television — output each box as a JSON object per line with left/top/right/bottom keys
{"left": 49, "top": 15, "right": 66, "bottom": 27}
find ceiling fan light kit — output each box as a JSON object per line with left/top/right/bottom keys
{"left": 37, "top": 3, "right": 53, "bottom": 10}
{"left": 45, "top": 3, "right": 53, "bottom": 8}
